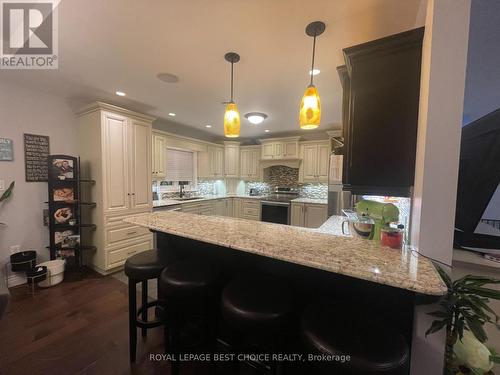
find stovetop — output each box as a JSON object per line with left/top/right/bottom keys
{"left": 261, "top": 188, "right": 299, "bottom": 204}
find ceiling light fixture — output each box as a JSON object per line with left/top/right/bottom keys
{"left": 168, "top": 112, "right": 176, "bottom": 117}
{"left": 205, "top": 125, "right": 212, "bottom": 128}
{"left": 223, "top": 52, "right": 241, "bottom": 138}
{"left": 299, "top": 21, "right": 325, "bottom": 130}
{"left": 244, "top": 112, "right": 268, "bottom": 125}
{"left": 309, "top": 69, "right": 321, "bottom": 76}
{"left": 157, "top": 72, "right": 179, "bottom": 83}
{"left": 265, "top": 129, "right": 270, "bottom": 133}
{"left": 115, "top": 91, "right": 126, "bottom": 96}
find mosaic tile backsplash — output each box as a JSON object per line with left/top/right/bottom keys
{"left": 265, "top": 166, "right": 299, "bottom": 187}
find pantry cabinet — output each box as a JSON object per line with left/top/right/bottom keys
{"left": 240, "top": 146, "right": 260, "bottom": 180}
{"left": 291, "top": 202, "right": 328, "bottom": 228}
{"left": 77, "top": 102, "right": 154, "bottom": 273}
{"left": 152, "top": 133, "right": 166, "bottom": 179}
{"left": 224, "top": 142, "right": 240, "bottom": 178}
{"left": 300, "top": 141, "right": 330, "bottom": 182}
{"left": 260, "top": 137, "right": 300, "bottom": 160}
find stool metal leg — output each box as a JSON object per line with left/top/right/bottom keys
{"left": 141, "top": 280, "right": 148, "bottom": 338}
{"left": 128, "top": 278, "right": 137, "bottom": 363}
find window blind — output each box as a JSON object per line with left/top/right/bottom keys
{"left": 166, "top": 148, "right": 194, "bottom": 181}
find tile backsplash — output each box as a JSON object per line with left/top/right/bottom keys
{"left": 265, "top": 166, "right": 299, "bottom": 188}
{"left": 299, "top": 183, "right": 328, "bottom": 199}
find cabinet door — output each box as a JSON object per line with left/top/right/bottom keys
{"left": 224, "top": 146, "right": 239, "bottom": 177}
{"left": 302, "top": 144, "right": 318, "bottom": 181}
{"left": 274, "top": 142, "right": 284, "bottom": 159}
{"left": 240, "top": 149, "right": 250, "bottom": 178}
{"left": 103, "top": 112, "right": 130, "bottom": 212}
{"left": 261, "top": 143, "right": 274, "bottom": 159}
{"left": 215, "top": 199, "right": 226, "bottom": 216}
{"left": 291, "top": 203, "right": 304, "bottom": 227}
{"left": 250, "top": 149, "right": 260, "bottom": 179}
{"left": 233, "top": 198, "right": 242, "bottom": 218}
{"left": 225, "top": 198, "right": 233, "bottom": 217}
{"left": 213, "top": 147, "right": 224, "bottom": 177}
{"left": 317, "top": 143, "right": 330, "bottom": 182}
{"left": 304, "top": 204, "right": 328, "bottom": 228}
{"left": 283, "top": 141, "right": 298, "bottom": 158}
{"left": 129, "top": 119, "right": 152, "bottom": 210}
{"left": 152, "top": 134, "right": 166, "bottom": 179}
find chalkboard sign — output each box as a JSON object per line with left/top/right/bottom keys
{"left": 0, "top": 138, "right": 13, "bottom": 161}
{"left": 24, "top": 133, "right": 50, "bottom": 182}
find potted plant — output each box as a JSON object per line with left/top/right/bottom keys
{"left": 427, "top": 266, "right": 500, "bottom": 374}
{"left": 0, "top": 181, "right": 14, "bottom": 227}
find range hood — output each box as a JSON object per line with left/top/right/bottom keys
{"left": 260, "top": 158, "right": 302, "bottom": 170}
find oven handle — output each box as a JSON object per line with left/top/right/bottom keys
{"left": 261, "top": 201, "right": 291, "bottom": 207}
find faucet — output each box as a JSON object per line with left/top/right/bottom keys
{"left": 179, "top": 184, "right": 185, "bottom": 198}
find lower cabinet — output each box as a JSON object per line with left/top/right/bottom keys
{"left": 291, "top": 203, "right": 328, "bottom": 228}
{"left": 181, "top": 201, "right": 216, "bottom": 215}
{"left": 232, "top": 198, "right": 260, "bottom": 220}
{"left": 107, "top": 235, "right": 153, "bottom": 269}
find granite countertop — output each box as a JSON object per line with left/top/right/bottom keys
{"left": 124, "top": 212, "right": 447, "bottom": 296}
{"left": 291, "top": 198, "right": 328, "bottom": 205}
{"left": 153, "top": 195, "right": 327, "bottom": 208}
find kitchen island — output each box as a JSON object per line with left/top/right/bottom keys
{"left": 124, "top": 211, "right": 446, "bottom": 296}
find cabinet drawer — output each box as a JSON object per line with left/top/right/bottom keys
{"left": 242, "top": 206, "right": 260, "bottom": 218}
{"left": 106, "top": 224, "right": 150, "bottom": 245}
{"left": 107, "top": 235, "right": 153, "bottom": 268}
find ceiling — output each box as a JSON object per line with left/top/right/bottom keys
{"left": 0, "top": 0, "right": 426, "bottom": 139}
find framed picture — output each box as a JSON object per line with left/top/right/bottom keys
{"left": 53, "top": 206, "right": 74, "bottom": 224}
{"left": 53, "top": 187, "right": 74, "bottom": 202}
{"left": 54, "top": 230, "right": 74, "bottom": 246}
{"left": 50, "top": 158, "right": 74, "bottom": 179}
{"left": 56, "top": 249, "right": 75, "bottom": 259}
{"left": 62, "top": 234, "right": 80, "bottom": 249}
{"left": 0, "top": 138, "right": 13, "bottom": 161}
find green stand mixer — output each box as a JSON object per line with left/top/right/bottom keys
{"left": 355, "top": 200, "right": 400, "bottom": 241}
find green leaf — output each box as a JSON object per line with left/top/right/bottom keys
{"left": 490, "top": 354, "right": 500, "bottom": 364}
{"left": 469, "top": 295, "right": 498, "bottom": 321}
{"left": 437, "top": 266, "right": 453, "bottom": 289}
{"left": 0, "top": 181, "right": 14, "bottom": 202}
{"left": 426, "top": 319, "right": 447, "bottom": 337}
{"left": 464, "top": 286, "right": 500, "bottom": 300}
{"left": 465, "top": 315, "right": 488, "bottom": 342}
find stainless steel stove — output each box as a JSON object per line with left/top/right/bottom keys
{"left": 260, "top": 188, "right": 299, "bottom": 225}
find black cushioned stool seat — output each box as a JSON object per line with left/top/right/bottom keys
{"left": 301, "top": 303, "right": 410, "bottom": 375}
{"left": 221, "top": 275, "right": 294, "bottom": 374}
{"left": 160, "top": 257, "right": 222, "bottom": 375}
{"left": 124, "top": 249, "right": 170, "bottom": 363}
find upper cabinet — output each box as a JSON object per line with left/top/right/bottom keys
{"left": 300, "top": 141, "right": 330, "bottom": 182}
{"left": 240, "top": 146, "right": 260, "bottom": 180}
{"left": 260, "top": 137, "right": 300, "bottom": 160}
{"left": 340, "top": 27, "right": 424, "bottom": 197}
{"left": 152, "top": 133, "right": 166, "bottom": 179}
{"left": 198, "top": 145, "right": 224, "bottom": 179}
{"left": 224, "top": 142, "right": 240, "bottom": 178}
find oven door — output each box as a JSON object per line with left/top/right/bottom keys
{"left": 260, "top": 201, "right": 290, "bottom": 225}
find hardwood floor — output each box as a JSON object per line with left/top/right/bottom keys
{"left": 0, "top": 270, "right": 214, "bottom": 375}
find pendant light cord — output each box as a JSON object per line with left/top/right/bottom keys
{"left": 230, "top": 61, "right": 234, "bottom": 102}
{"left": 310, "top": 35, "right": 316, "bottom": 86}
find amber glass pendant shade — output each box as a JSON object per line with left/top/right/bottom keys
{"left": 224, "top": 102, "right": 240, "bottom": 138}
{"left": 299, "top": 85, "right": 321, "bottom": 129}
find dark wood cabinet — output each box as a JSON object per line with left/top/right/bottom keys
{"left": 339, "top": 27, "right": 424, "bottom": 197}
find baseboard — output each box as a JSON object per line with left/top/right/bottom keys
{"left": 87, "top": 263, "right": 124, "bottom": 276}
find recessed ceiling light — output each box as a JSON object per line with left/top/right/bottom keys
{"left": 309, "top": 69, "right": 320, "bottom": 76}
{"left": 205, "top": 125, "right": 212, "bottom": 128}
{"left": 244, "top": 112, "right": 268, "bottom": 125}
{"left": 264, "top": 129, "right": 270, "bottom": 133}
{"left": 115, "top": 91, "right": 126, "bottom": 96}
{"left": 168, "top": 113, "right": 176, "bottom": 117}
{"left": 157, "top": 72, "right": 179, "bottom": 83}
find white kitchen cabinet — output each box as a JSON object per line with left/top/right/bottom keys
{"left": 300, "top": 141, "right": 331, "bottom": 182}
{"left": 215, "top": 198, "right": 226, "bottom": 216}
{"left": 291, "top": 202, "right": 328, "bottom": 228}
{"left": 224, "top": 142, "right": 240, "bottom": 178}
{"left": 152, "top": 133, "right": 166, "bottom": 179}
{"left": 181, "top": 201, "right": 216, "bottom": 216}
{"left": 304, "top": 204, "right": 328, "bottom": 228}
{"left": 291, "top": 203, "right": 305, "bottom": 227}
{"left": 260, "top": 137, "right": 300, "bottom": 160}
{"left": 240, "top": 199, "right": 261, "bottom": 221}
{"left": 77, "top": 102, "right": 154, "bottom": 273}
{"left": 225, "top": 198, "right": 234, "bottom": 217}
{"left": 199, "top": 145, "right": 224, "bottom": 179}
{"left": 240, "top": 146, "right": 260, "bottom": 180}
{"left": 233, "top": 198, "right": 242, "bottom": 218}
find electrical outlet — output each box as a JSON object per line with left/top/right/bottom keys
{"left": 9, "top": 245, "right": 20, "bottom": 254}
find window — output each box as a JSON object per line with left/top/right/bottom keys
{"left": 166, "top": 148, "right": 194, "bottom": 181}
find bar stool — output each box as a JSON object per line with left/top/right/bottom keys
{"left": 301, "top": 302, "right": 410, "bottom": 375}
{"left": 160, "top": 257, "right": 222, "bottom": 375}
{"left": 221, "top": 274, "right": 294, "bottom": 374}
{"left": 124, "top": 249, "right": 170, "bottom": 362}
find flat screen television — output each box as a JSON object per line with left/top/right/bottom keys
{"left": 454, "top": 108, "right": 500, "bottom": 254}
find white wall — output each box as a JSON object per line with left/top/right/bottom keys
{"left": 0, "top": 83, "right": 77, "bottom": 284}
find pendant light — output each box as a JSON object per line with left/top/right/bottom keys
{"left": 299, "top": 21, "right": 325, "bottom": 130}
{"left": 224, "top": 52, "right": 241, "bottom": 138}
